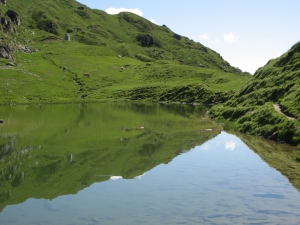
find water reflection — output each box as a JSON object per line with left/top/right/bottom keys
{"left": 0, "top": 103, "right": 221, "bottom": 213}
{"left": 1, "top": 104, "right": 300, "bottom": 224}
{"left": 225, "top": 140, "right": 238, "bottom": 151}
{"left": 233, "top": 132, "right": 300, "bottom": 191}
{"left": 1, "top": 131, "right": 299, "bottom": 225}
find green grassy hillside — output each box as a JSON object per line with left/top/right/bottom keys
{"left": 0, "top": 0, "right": 250, "bottom": 104}
{"left": 210, "top": 42, "right": 300, "bottom": 146}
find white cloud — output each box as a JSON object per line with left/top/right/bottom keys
{"left": 224, "top": 33, "right": 238, "bottom": 44}
{"left": 110, "top": 176, "right": 123, "bottom": 180}
{"left": 200, "top": 144, "right": 210, "bottom": 151}
{"left": 105, "top": 7, "right": 143, "bottom": 17}
{"left": 150, "top": 19, "right": 157, "bottom": 24}
{"left": 135, "top": 173, "right": 146, "bottom": 179}
{"left": 225, "top": 141, "right": 237, "bottom": 151}
{"left": 199, "top": 33, "right": 210, "bottom": 40}
{"left": 215, "top": 38, "right": 221, "bottom": 44}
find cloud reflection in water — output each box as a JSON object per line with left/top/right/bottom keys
{"left": 225, "top": 141, "right": 237, "bottom": 151}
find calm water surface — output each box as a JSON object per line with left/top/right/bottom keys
{"left": 0, "top": 103, "right": 300, "bottom": 225}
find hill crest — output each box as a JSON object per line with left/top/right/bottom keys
{"left": 0, "top": 0, "right": 250, "bottom": 105}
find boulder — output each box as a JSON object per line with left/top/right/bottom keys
{"left": 37, "top": 20, "right": 59, "bottom": 35}
{"left": 0, "top": 0, "right": 6, "bottom": 6}
{"left": 18, "top": 45, "right": 34, "bottom": 53}
{"left": 136, "top": 34, "right": 162, "bottom": 47}
{"left": 1, "top": 17, "right": 16, "bottom": 34}
{"left": 173, "top": 33, "right": 181, "bottom": 40}
{"left": 201, "top": 46, "right": 208, "bottom": 53}
{"left": 6, "top": 10, "right": 22, "bottom": 26}
{"left": 7, "top": 62, "right": 15, "bottom": 66}
{"left": 0, "top": 45, "right": 13, "bottom": 59}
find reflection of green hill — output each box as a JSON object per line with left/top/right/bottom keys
{"left": 233, "top": 132, "right": 300, "bottom": 191}
{"left": 0, "top": 103, "right": 222, "bottom": 212}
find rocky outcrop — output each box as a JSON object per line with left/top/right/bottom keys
{"left": 136, "top": 34, "right": 162, "bottom": 47}
{"left": 37, "top": 20, "right": 59, "bottom": 35}
{"left": 18, "top": 44, "right": 37, "bottom": 53}
{"left": 0, "top": 0, "right": 6, "bottom": 6}
{"left": 6, "top": 10, "right": 22, "bottom": 26}
{"left": 1, "top": 17, "right": 16, "bottom": 34}
{"left": 6, "top": 62, "right": 15, "bottom": 66}
{"left": 0, "top": 45, "right": 13, "bottom": 59}
{"left": 173, "top": 33, "right": 181, "bottom": 40}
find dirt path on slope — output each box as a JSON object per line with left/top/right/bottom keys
{"left": 273, "top": 104, "right": 295, "bottom": 120}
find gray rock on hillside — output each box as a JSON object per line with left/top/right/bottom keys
{"left": 173, "top": 33, "right": 181, "bottom": 40}
{"left": 0, "top": 0, "right": 6, "bottom": 6}
{"left": 6, "top": 10, "right": 22, "bottom": 26}
{"left": 0, "top": 45, "right": 13, "bottom": 59}
{"left": 1, "top": 17, "right": 17, "bottom": 33}
{"left": 136, "top": 34, "right": 162, "bottom": 47}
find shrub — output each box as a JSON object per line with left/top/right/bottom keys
{"left": 37, "top": 20, "right": 59, "bottom": 35}
{"left": 296, "top": 153, "right": 300, "bottom": 162}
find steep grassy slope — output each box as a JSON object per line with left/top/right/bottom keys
{"left": 210, "top": 42, "right": 300, "bottom": 146}
{"left": 0, "top": 0, "right": 250, "bottom": 104}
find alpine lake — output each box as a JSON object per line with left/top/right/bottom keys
{"left": 0, "top": 103, "right": 300, "bottom": 225}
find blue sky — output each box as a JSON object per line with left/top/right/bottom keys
{"left": 77, "top": 0, "right": 300, "bottom": 74}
